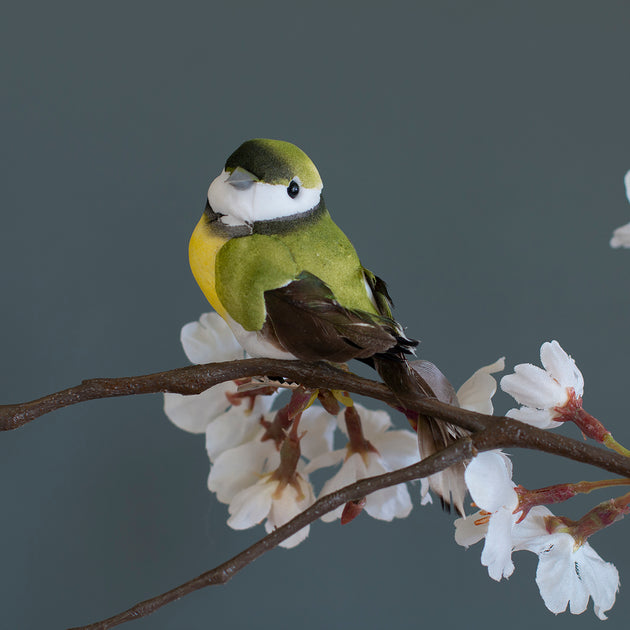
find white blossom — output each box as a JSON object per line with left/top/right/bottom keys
{"left": 308, "top": 404, "right": 419, "bottom": 522}
{"left": 163, "top": 312, "right": 247, "bottom": 434}
{"left": 218, "top": 406, "right": 333, "bottom": 550}
{"left": 457, "top": 358, "right": 505, "bottom": 415}
{"left": 512, "top": 508, "right": 619, "bottom": 620}
{"left": 500, "top": 340, "right": 584, "bottom": 429}
{"left": 610, "top": 170, "right": 630, "bottom": 248}
{"left": 209, "top": 405, "right": 335, "bottom": 510}
{"left": 207, "top": 425, "right": 280, "bottom": 504}
{"left": 455, "top": 451, "right": 620, "bottom": 620}
{"left": 454, "top": 451, "right": 520, "bottom": 580}
{"left": 227, "top": 473, "right": 315, "bottom": 549}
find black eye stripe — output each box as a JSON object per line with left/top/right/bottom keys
{"left": 287, "top": 180, "right": 300, "bottom": 199}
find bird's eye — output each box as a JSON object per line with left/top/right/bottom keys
{"left": 287, "top": 180, "right": 300, "bottom": 199}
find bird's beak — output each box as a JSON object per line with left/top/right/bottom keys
{"left": 226, "top": 167, "right": 258, "bottom": 190}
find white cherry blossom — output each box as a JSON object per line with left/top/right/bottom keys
{"left": 500, "top": 340, "right": 584, "bottom": 429}
{"left": 454, "top": 450, "right": 520, "bottom": 580}
{"left": 227, "top": 473, "right": 315, "bottom": 549}
{"left": 457, "top": 358, "right": 505, "bottom": 415}
{"left": 308, "top": 404, "right": 419, "bottom": 522}
{"left": 207, "top": 405, "right": 335, "bottom": 504}
{"left": 207, "top": 425, "right": 280, "bottom": 504}
{"left": 163, "top": 312, "right": 247, "bottom": 434}
{"left": 455, "top": 451, "right": 620, "bottom": 620}
{"left": 512, "top": 507, "right": 619, "bottom": 620}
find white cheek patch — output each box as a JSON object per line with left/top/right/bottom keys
{"left": 208, "top": 170, "right": 322, "bottom": 224}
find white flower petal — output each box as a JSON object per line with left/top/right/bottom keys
{"left": 501, "top": 364, "right": 567, "bottom": 409}
{"left": 513, "top": 511, "right": 620, "bottom": 620}
{"left": 204, "top": 393, "right": 277, "bottom": 461}
{"left": 205, "top": 405, "right": 261, "bottom": 461}
{"left": 319, "top": 454, "right": 366, "bottom": 522}
{"left": 227, "top": 481, "right": 275, "bottom": 529}
{"left": 506, "top": 406, "right": 562, "bottom": 430}
{"left": 457, "top": 357, "right": 505, "bottom": 415}
{"left": 481, "top": 508, "right": 516, "bottom": 581}
{"left": 535, "top": 533, "right": 585, "bottom": 615}
{"left": 163, "top": 382, "right": 233, "bottom": 434}
{"left": 464, "top": 451, "right": 516, "bottom": 513}
{"left": 208, "top": 437, "right": 278, "bottom": 503}
{"left": 299, "top": 406, "right": 337, "bottom": 461}
{"left": 540, "top": 341, "right": 584, "bottom": 397}
{"left": 511, "top": 506, "right": 554, "bottom": 550}
{"left": 263, "top": 477, "right": 315, "bottom": 548}
{"left": 181, "top": 312, "right": 244, "bottom": 365}
{"left": 304, "top": 448, "right": 345, "bottom": 474}
{"left": 365, "top": 481, "right": 413, "bottom": 521}
{"left": 371, "top": 430, "right": 419, "bottom": 470}
{"left": 454, "top": 511, "right": 488, "bottom": 548}
{"left": 610, "top": 222, "right": 630, "bottom": 248}
{"left": 419, "top": 477, "right": 433, "bottom": 505}
{"left": 577, "top": 544, "right": 620, "bottom": 620}
{"left": 611, "top": 171, "right": 630, "bottom": 248}
{"left": 364, "top": 456, "right": 412, "bottom": 521}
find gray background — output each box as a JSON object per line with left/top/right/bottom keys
{"left": 2, "top": 2, "right": 630, "bottom": 628}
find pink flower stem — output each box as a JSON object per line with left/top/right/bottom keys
{"left": 545, "top": 491, "right": 630, "bottom": 545}
{"left": 515, "top": 478, "right": 630, "bottom": 522}
{"left": 554, "top": 390, "right": 630, "bottom": 456}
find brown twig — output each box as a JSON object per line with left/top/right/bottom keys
{"left": 0, "top": 358, "right": 484, "bottom": 431}
{"left": 68, "top": 438, "right": 475, "bottom": 630}
{"left": 2, "top": 358, "right": 630, "bottom": 475}
{"left": 68, "top": 419, "right": 630, "bottom": 629}
{"left": 3, "top": 359, "right": 630, "bottom": 629}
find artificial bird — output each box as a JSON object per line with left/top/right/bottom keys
{"left": 189, "top": 138, "right": 467, "bottom": 512}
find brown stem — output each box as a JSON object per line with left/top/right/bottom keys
{"left": 68, "top": 419, "right": 630, "bottom": 629}
{"left": 4, "top": 359, "right": 630, "bottom": 628}
{"left": 68, "top": 437, "right": 476, "bottom": 630}
{"left": 2, "top": 360, "right": 630, "bottom": 480}
{"left": 0, "top": 359, "right": 486, "bottom": 432}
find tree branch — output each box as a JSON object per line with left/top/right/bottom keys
{"left": 3, "top": 359, "right": 630, "bottom": 479}
{"left": 0, "top": 358, "right": 481, "bottom": 431}
{"left": 4, "top": 359, "right": 630, "bottom": 629}
{"left": 67, "top": 436, "right": 476, "bottom": 630}
{"left": 68, "top": 418, "right": 630, "bottom": 629}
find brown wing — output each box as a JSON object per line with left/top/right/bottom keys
{"left": 262, "top": 271, "right": 415, "bottom": 363}
{"left": 264, "top": 271, "right": 467, "bottom": 514}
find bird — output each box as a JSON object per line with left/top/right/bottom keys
{"left": 189, "top": 138, "right": 467, "bottom": 512}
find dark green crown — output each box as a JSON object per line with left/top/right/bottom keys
{"left": 224, "top": 139, "right": 322, "bottom": 188}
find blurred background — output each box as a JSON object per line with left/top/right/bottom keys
{"left": 2, "top": 2, "right": 630, "bottom": 628}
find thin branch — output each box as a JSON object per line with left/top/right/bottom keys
{"left": 0, "top": 358, "right": 483, "bottom": 432}
{"left": 2, "top": 359, "right": 630, "bottom": 477}
{"left": 68, "top": 419, "right": 630, "bottom": 629}
{"left": 68, "top": 437, "right": 476, "bottom": 630}
{"left": 5, "top": 359, "right": 630, "bottom": 629}
{"left": 3, "top": 360, "right": 630, "bottom": 479}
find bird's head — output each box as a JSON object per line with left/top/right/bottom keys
{"left": 207, "top": 139, "right": 323, "bottom": 226}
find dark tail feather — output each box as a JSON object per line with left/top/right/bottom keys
{"left": 373, "top": 355, "right": 468, "bottom": 515}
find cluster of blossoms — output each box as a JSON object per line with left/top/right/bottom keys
{"left": 164, "top": 313, "right": 426, "bottom": 548}
{"left": 164, "top": 314, "right": 624, "bottom": 619}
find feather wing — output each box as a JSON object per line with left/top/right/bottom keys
{"left": 262, "top": 271, "right": 410, "bottom": 363}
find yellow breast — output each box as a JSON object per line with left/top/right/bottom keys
{"left": 188, "top": 215, "right": 229, "bottom": 320}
